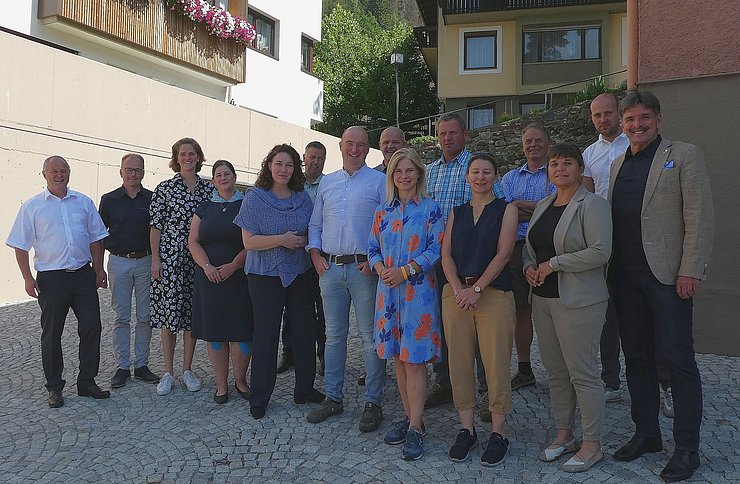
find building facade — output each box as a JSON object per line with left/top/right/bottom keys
{"left": 415, "top": 0, "right": 627, "bottom": 128}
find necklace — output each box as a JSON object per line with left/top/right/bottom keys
{"left": 219, "top": 202, "right": 229, "bottom": 212}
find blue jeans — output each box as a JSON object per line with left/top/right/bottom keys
{"left": 319, "top": 263, "right": 385, "bottom": 405}
{"left": 108, "top": 255, "right": 152, "bottom": 369}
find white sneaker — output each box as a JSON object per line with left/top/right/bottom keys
{"left": 157, "top": 372, "right": 173, "bottom": 396}
{"left": 182, "top": 370, "right": 202, "bottom": 392}
{"left": 605, "top": 385, "right": 623, "bottom": 403}
{"left": 661, "top": 387, "right": 674, "bottom": 418}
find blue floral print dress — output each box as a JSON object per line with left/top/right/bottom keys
{"left": 368, "top": 196, "right": 445, "bottom": 363}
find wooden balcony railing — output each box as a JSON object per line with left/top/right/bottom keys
{"left": 442, "top": 0, "right": 625, "bottom": 15}
{"left": 38, "top": 0, "right": 246, "bottom": 83}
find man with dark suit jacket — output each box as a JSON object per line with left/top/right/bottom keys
{"left": 608, "top": 91, "right": 714, "bottom": 483}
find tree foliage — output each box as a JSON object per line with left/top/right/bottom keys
{"left": 315, "top": 1, "right": 439, "bottom": 142}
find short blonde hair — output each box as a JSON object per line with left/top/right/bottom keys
{"left": 385, "top": 148, "right": 429, "bottom": 204}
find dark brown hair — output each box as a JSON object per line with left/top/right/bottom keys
{"left": 254, "top": 144, "right": 306, "bottom": 192}
{"left": 468, "top": 151, "right": 499, "bottom": 175}
{"left": 547, "top": 143, "right": 585, "bottom": 171}
{"left": 212, "top": 159, "right": 236, "bottom": 177}
{"left": 169, "top": 137, "right": 204, "bottom": 172}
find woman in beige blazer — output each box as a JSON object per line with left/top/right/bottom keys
{"left": 523, "top": 143, "right": 612, "bottom": 473}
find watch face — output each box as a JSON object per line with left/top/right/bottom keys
{"left": 474, "top": 285, "right": 481, "bottom": 293}
{"left": 409, "top": 266, "right": 416, "bottom": 275}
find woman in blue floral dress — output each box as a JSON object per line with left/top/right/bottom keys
{"left": 368, "top": 148, "right": 444, "bottom": 461}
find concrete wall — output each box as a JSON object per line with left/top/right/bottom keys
{"left": 639, "top": 74, "right": 740, "bottom": 356}
{"left": 0, "top": 30, "right": 378, "bottom": 306}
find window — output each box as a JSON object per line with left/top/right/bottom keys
{"left": 464, "top": 31, "right": 496, "bottom": 70}
{"left": 523, "top": 26, "right": 600, "bottom": 63}
{"left": 248, "top": 9, "right": 276, "bottom": 57}
{"left": 459, "top": 26, "right": 502, "bottom": 74}
{"left": 468, "top": 105, "right": 495, "bottom": 130}
{"left": 520, "top": 103, "right": 546, "bottom": 115}
{"left": 301, "top": 35, "right": 314, "bottom": 73}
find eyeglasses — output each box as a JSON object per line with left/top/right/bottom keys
{"left": 123, "top": 168, "right": 145, "bottom": 175}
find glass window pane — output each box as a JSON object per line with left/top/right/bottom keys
{"left": 542, "top": 29, "right": 581, "bottom": 61}
{"left": 585, "top": 28, "right": 600, "bottom": 59}
{"left": 523, "top": 32, "right": 538, "bottom": 63}
{"left": 465, "top": 34, "right": 495, "bottom": 69}
{"left": 301, "top": 38, "right": 311, "bottom": 71}
{"left": 469, "top": 107, "right": 494, "bottom": 129}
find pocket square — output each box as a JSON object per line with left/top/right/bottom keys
{"left": 663, "top": 160, "right": 675, "bottom": 169}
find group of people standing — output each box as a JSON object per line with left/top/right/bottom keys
{"left": 6, "top": 89, "right": 713, "bottom": 483}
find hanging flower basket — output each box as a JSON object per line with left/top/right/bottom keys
{"left": 165, "top": 0, "right": 256, "bottom": 44}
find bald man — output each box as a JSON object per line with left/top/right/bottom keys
{"left": 374, "top": 127, "right": 407, "bottom": 173}
{"left": 7, "top": 156, "right": 111, "bottom": 408}
{"left": 306, "top": 127, "right": 387, "bottom": 432}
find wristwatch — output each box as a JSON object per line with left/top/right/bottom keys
{"left": 407, "top": 264, "right": 417, "bottom": 276}
{"left": 473, "top": 285, "right": 482, "bottom": 293}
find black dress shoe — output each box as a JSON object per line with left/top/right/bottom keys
{"left": 77, "top": 383, "right": 111, "bottom": 399}
{"left": 294, "top": 389, "right": 325, "bottom": 404}
{"left": 276, "top": 352, "right": 294, "bottom": 374}
{"left": 48, "top": 390, "right": 64, "bottom": 408}
{"left": 250, "top": 405, "right": 266, "bottom": 419}
{"left": 111, "top": 368, "right": 130, "bottom": 389}
{"left": 133, "top": 365, "right": 160, "bottom": 383}
{"left": 613, "top": 435, "right": 663, "bottom": 462}
{"left": 660, "top": 450, "right": 700, "bottom": 482}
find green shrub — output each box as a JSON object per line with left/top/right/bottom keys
{"left": 571, "top": 76, "right": 620, "bottom": 103}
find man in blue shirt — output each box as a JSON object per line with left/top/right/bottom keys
{"left": 305, "top": 126, "right": 387, "bottom": 432}
{"left": 501, "top": 123, "right": 554, "bottom": 391}
{"left": 6, "top": 156, "right": 111, "bottom": 408}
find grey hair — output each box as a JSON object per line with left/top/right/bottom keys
{"left": 521, "top": 123, "right": 550, "bottom": 140}
{"left": 42, "top": 155, "right": 70, "bottom": 171}
{"left": 436, "top": 112, "right": 466, "bottom": 131}
{"left": 121, "top": 153, "right": 145, "bottom": 167}
{"left": 619, "top": 90, "right": 661, "bottom": 117}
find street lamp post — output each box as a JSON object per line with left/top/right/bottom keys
{"left": 390, "top": 53, "right": 404, "bottom": 128}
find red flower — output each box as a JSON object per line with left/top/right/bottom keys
{"left": 405, "top": 284, "right": 415, "bottom": 302}
{"left": 408, "top": 234, "right": 420, "bottom": 252}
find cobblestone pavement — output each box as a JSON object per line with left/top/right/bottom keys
{"left": 0, "top": 292, "right": 737, "bottom": 483}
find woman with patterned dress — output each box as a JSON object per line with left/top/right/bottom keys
{"left": 150, "top": 137, "right": 214, "bottom": 396}
{"left": 189, "top": 160, "right": 253, "bottom": 404}
{"left": 235, "top": 144, "right": 324, "bottom": 420}
{"left": 368, "top": 148, "right": 444, "bottom": 461}
{"left": 441, "top": 153, "right": 518, "bottom": 466}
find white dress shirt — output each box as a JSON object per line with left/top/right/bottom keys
{"left": 583, "top": 132, "right": 630, "bottom": 199}
{"left": 6, "top": 188, "right": 109, "bottom": 271}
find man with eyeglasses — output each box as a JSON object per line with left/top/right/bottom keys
{"left": 99, "top": 153, "right": 160, "bottom": 389}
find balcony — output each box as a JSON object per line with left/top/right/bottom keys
{"left": 442, "top": 0, "right": 625, "bottom": 14}
{"left": 37, "top": 0, "right": 246, "bottom": 84}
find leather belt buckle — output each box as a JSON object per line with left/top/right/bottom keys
{"left": 460, "top": 275, "right": 480, "bottom": 286}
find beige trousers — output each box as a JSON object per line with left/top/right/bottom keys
{"left": 442, "top": 284, "right": 515, "bottom": 415}
{"left": 532, "top": 295, "right": 607, "bottom": 441}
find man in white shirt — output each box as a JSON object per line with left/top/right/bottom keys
{"left": 6, "top": 156, "right": 111, "bottom": 408}
{"left": 582, "top": 93, "right": 629, "bottom": 403}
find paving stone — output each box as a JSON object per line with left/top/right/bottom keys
{"left": 0, "top": 296, "right": 736, "bottom": 482}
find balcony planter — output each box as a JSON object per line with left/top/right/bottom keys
{"left": 165, "top": 0, "right": 255, "bottom": 45}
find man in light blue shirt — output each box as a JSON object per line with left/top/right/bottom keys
{"left": 306, "top": 126, "right": 387, "bottom": 432}
{"left": 6, "top": 156, "right": 111, "bottom": 408}
{"left": 501, "top": 123, "right": 554, "bottom": 392}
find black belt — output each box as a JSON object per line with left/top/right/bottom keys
{"left": 323, "top": 253, "right": 368, "bottom": 265}
{"left": 112, "top": 251, "right": 151, "bottom": 259}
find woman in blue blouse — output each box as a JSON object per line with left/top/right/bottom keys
{"left": 368, "top": 148, "right": 444, "bottom": 460}
{"left": 235, "top": 144, "right": 324, "bottom": 419}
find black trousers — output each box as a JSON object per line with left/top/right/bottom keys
{"left": 600, "top": 297, "right": 622, "bottom": 390}
{"left": 36, "top": 265, "right": 102, "bottom": 391}
{"left": 248, "top": 272, "right": 317, "bottom": 408}
{"left": 611, "top": 266, "right": 702, "bottom": 452}
{"left": 280, "top": 267, "right": 326, "bottom": 355}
